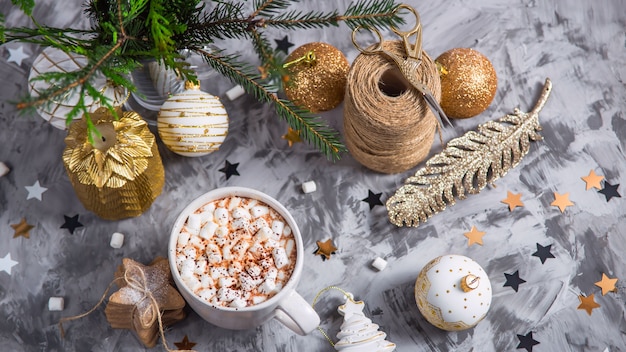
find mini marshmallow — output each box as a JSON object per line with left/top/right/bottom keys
{"left": 233, "top": 241, "right": 251, "bottom": 259}
{"left": 218, "top": 277, "right": 237, "bottom": 288}
{"left": 188, "top": 235, "right": 203, "bottom": 248}
{"left": 48, "top": 297, "right": 64, "bottom": 311}
{"left": 214, "top": 207, "right": 229, "bottom": 225}
{"left": 180, "top": 259, "right": 196, "bottom": 278}
{"left": 246, "top": 264, "right": 262, "bottom": 278}
{"left": 250, "top": 218, "right": 268, "bottom": 233}
{"left": 194, "top": 260, "right": 207, "bottom": 275}
{"left": 182, "top": 276, "right": 202, "bottom": 292}
{"left": 255, "top": 226, "right": 273, "bottom": 242}
{"left": 226, "top": 85, "right": 246, "bottom": 101}
{"left": 210, "top": 267, "right": 228, "bottom": 279}
{"left": 109, "top": 232, "right": 124, "bottom": 249}
{"left": 231, "top": 218, "right": 249, "bottom": 230}
{"left": 283, "top": 225, "right": 292, "bottom": 236}
{"left": 271, "top": 220, "right": 284, "bottom": 237}
{"left": 252, "top": 296, "right": 267, "bottom": 305}
{"left": 272, "top": 248, "right": 289, "bottom": 269}
{"left": 301, "top": 180, "right": 317, "bottom": 194}
{"left": 199, "top": 221, "right": 218, "bottom": 240}
{"left": 183, "top": 246, "right": 197, "bottom": 259}
{"left": 199, "top": 209, "right": 214, "bottom": 222}
{"left": 258, "top": 279, "right": 276, "bottom": 294}
{"left": 250, "top": 205, "right": 269, "bottom": 218}
{"left": 177, "top": 231, "right": 191, "bottom": 247}
{"left": 232, "top": 207, "right": 250, "bottom": 219}
{"left": 222, "top": 244, "right": 233, "bottom": 260}
{"left": 228, "top": 197, "right": 242, "bottom": 210}
{"left": 239, "top": 273, "right": 259, "bottom": 292}
{"left": 207, "top": 252, "right": 222, "bottom": 264}
{"left": 217, "top": 287, "right": 241, "bottom": 302}
{"left": 371, "top": 257, "right": 388, "bottom": 271}
{"left": 264, "top": 239, "right": 279, "bottom": 249}
{"left": 200, "top": 274, "right": 215, "bottom": 288}
{"left": 198, "top": 288, "right": 216, "bottom": 301}
{"left": 266, "top": 267, "right": 278, "bottom": 280}
{"left": 285, "top": 239, "right": 295, "bottom": 256}
{"left": 230, "top": 297, "right": 247, "bottom": 308}
{"left": 186, "top": 214, "right": 203, "bottom": 233}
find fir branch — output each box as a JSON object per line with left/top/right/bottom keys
{"left": 338, "top": 0, "right": 403, "bottom": 29}
{"left": 12, "top": 0, "right": 35, "bottom": 16}
{"left": 194, "top": 47, "right": 345, "bottom": 160}
{"left": 251, "top": 0, "right": 291, "bottom": 18}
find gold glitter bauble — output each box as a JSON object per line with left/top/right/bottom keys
{"left": 63, "top": 107, "right": 165, "bottom": 220}
{"left": 283, "top": 42, "right": 350, "bottom": 112}
{"left": 157, "top": 82, "right": 229, "bottom": 157}
{"left": 435, "top": 48, "right": 497, "bottom": 119}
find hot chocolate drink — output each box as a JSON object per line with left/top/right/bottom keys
{"left": 174, "top": 196, "right": 297, "bottom": 308}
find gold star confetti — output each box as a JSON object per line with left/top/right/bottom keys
{"left": 594, "top": 273, "right": 618, "bottom": 296}
{"left": 581, "top": 169, "right": 604, "bottom": 190}
{"left": 11, "top": 218, "right": 34, "bottom": 239}
{"left": 174, "top": 335, "right": 197, "bottom": 350}
{"left": 501, "top": 191, "right": 524, "bottom": 211}
{"left": 577, "top": 294, "right": 600, "bottom": 315}
{"left": 315, "top": 239, "right": 338, "bottom": 260}
{"left": 282, "top": 127, "right": 302, "bottom": 147}
{"left": 463, "top": 226, "right": 486, "bottom": 247}
{"left": 551, "top": 192, "right": 574, "bottom": 213}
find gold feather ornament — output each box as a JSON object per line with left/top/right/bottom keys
{"left": 387, "top": 79, "right": 552, "bottom": 227}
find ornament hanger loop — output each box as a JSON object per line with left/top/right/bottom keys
{"left": 282, "top": 50, "right": 317, "bottom": 68}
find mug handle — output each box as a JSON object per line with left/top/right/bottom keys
{"left": 275, "top": 290, "right": 321, "bottom": 335}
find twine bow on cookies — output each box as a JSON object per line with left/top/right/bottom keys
{"left": 59, "top": 257, "right": 191, "bottom": 352}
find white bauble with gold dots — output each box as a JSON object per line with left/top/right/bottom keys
{"left": 414, "top": 255, "right": 492, "bottom": 331}
{"left": 157, "top": 81, "right": 228, "bottom": 157}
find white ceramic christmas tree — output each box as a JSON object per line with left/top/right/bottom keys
{"left": 334, "top": 294, "right": 396, "bottom": 352}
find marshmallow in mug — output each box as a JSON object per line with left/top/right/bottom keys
{"left": 175, "top": 196, "right": 297, "bottom": 308}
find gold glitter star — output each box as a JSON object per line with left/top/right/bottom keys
{"left": 11, "top": 218, "right": 34, "bottom": 239}
{"left": 174, "top": 335, "right": 197, "bottom": 350}
{"left": 463, "top": 226, "right": 486, "bottom": 247}
{"left": 282, "top": 127, "right": 302, "bottom": 147}
{"left": 577, "top": 294, "right": 600, "bottom": 315}
{"left": 594, "top": 273, "right": 618, "bottom": 296}
{"left": 315, "top": 239, "right": 338, "bottom": 260}
{"left": 501, "top": 191, "right": 524, "bottom": 211}
{"left": 551, "top": 192, "right": 574, "bottom": 213}
{"left": 581, "top": 169, "right": 604, "bottom": 191}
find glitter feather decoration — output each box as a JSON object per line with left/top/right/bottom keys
{"left": 387, "top": 79, "right": 552, "bottom": 227}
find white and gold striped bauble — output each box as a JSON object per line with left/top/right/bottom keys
{"left": 28, "top": 47, "right": 128, "bottom": 130}
{"left": 157, "top": 82, "right": 229, "bottom": 157}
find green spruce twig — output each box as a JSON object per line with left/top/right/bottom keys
{"left": 2, "top": 0, "right": 403, "bottom": 160}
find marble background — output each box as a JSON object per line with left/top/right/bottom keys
{"left": 1, "top": 0, "right": 625, "bottom": 351}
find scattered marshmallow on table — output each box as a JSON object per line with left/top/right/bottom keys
{"left": 225, "top": 85, "right": 246, "bottom": 101}
{"left": 48, "top": 297, "right": 64, "bottom": 311}
{"left": 301, "top": 180, "right": 317, "bottom": 194}
{"left": 110, "top": 232, "right": 125, "bottom": 248}
{"left": 0, "top": 162, "right": 9, "bottom": 177}
{"left": 371, "top": 257, "right": 388, "bottom": 271}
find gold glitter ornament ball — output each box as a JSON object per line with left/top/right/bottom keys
{"left": 157, "top": 82, "right": 229, "bottom": 157}
{"left": 283, "top": 42, "right": 350, "bottom": 112}
{"left": 435, "top": 48, "right": 497, "bottom": 119}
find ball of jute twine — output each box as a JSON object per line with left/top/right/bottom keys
{"left": 343, "top": 40, "right": 441, "bottom": 174}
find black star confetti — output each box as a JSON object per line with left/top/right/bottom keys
{"left": 60, "top": 214, "right": 83, "bottom": 235}
{"left": 516, "top": 331, "right": 540, "bottom": 352}
{"left": 532, "top": 243, "right": 555, "bottom": 264}
{"left": 503, "top": 270, "right": 526, "bottom": 292}
{"left": 218, "top": 160, "right": 240, "bottom": 180}
{"left": 362, "top": 190, "right": 383, "bottom": 210}
{"left": 598, "top": 182, "right": 621, "bottom": 202}
{"left": 274, "top": 35, "right": 294, "bottom": 54}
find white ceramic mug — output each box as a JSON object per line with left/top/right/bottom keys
{"left": 168, "top": 187, "right": 320, "bottom": 335}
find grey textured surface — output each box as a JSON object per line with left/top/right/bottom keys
{"left": 1, "top": 0, "right": 626, "bottom": 351}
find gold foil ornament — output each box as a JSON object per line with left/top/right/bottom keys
{"left": 157, "top": 81, "right": 229, "bottom": 157}
{"left": 283, "top": 42, "right": 350, "bottom": 112}
{"left": 62, "top": 107, "right": 165, "bottom": 220}
{"left": 435, "top": 48, "right": 497, "bottom": 119}
{"left": 387, "top": 79, "right": 552, "bottom": 227}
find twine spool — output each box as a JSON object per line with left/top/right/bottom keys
{"left": 343, "top": 40, "right": 440, "bottom": 174}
